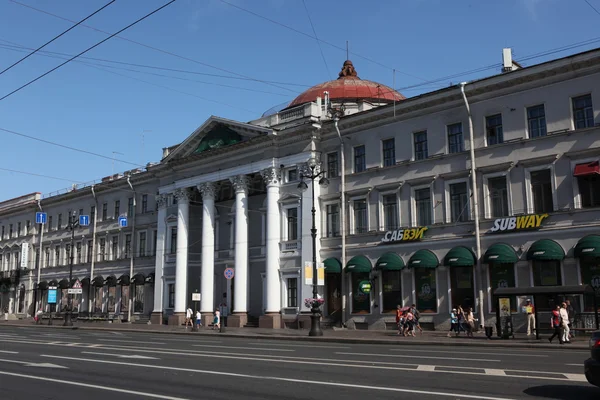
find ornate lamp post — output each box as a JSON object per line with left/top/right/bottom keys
{"left": 298, "top": 157, "right": 329, "bottom": 337}
{"left": 64, "top": 211, "right": 79, "bottom": 326}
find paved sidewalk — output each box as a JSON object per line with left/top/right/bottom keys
{"left": 0, "top": 318, "right": 589, "bottom": 350}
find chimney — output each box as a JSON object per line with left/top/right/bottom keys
{"left": 502, "top": 48, "right": 521, "bottom": 73}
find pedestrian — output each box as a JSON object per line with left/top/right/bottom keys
{"left": 196, "top": 310, "right": 202, "bottom": 329}
{"left": 548, "top": 304, "right": 563, "bottom": 344}
{"left": 185, "top": 307, "right": 193, "bottom": 330}
{"left": 565, "top": 299, "right": 575, "bottom": 338}
{"left": 524, "top": 299, "right": 536, "bottom": 336}
{"left": 448, "top": 308, "right": 458, "bottom": 337}
{"left": 213, "top": 309, "right": 221, "bottom": 330}
{"left": 410, "top": 304, "right": 423, "bottom": 334}
{"left": 456, "top": 306, "right": 465, "bottom": 334}
{"left": 559, "top": 302, "right": 571, "bottom": 344}
{"left": 395, "top": 305, "right": 403, "bottom": 336}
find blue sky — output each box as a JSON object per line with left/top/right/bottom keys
{"left": 0, "top": 0, "right": 599, "bottom": 202}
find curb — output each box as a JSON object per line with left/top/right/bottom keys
{"left": 0, "top": 322, "right": 588, "bottom": 350}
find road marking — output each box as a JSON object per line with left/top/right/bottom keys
{"left": 0, "top": 371, "right": 189, "bottom": 400}
{"left": 336, "top": 352, "right": 500, "bottom": 363}
{"left": 192, "top": 344, "right": 294, "bottom": 352}
{"left": 417, "top": 365, "right": 435, "bottom": 371}
{"left": 485, "top": 369, "right": 507, "bottom": 376}
{"left": 66, "top": 343, "right": 81, "bottom": 347}
{"left": 563, "top": 373, "right": 588, "bottom": 382}
{"left": 0, "top": 357, "right": 67, "bottom": 369}
{"left": 97, "top": 339, "right": 166, "bottom": 345}
{"left": 40, "top": 355, "right": 516, "bottom": 400}
{"left": 0, "top": 350, "right": 18, "bottom": 354}
{"left": 388, "top": 348, "right": 548, "bottom": 358}
{"left": 247, "top": 342, "right": 351, "bottom": 349}
{"left": 82, "top": 351, "right": 159, "bottom": 360}
{"left": 565, "top": 363, "right": 581, "bottom": 366}
{"left": 88, "top": 344, "right": 102, "bottom": 348}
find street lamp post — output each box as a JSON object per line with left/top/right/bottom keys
{"left": 298, "top": 157, "right": 329, "bottom": 337}
{"left": 64, "top": 211, "right": 79, "bottom": 327}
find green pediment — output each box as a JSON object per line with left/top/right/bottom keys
{"left": 194, "top": 124, "right": 243, "bottom": 154}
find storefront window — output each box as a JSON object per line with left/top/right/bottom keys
{"left": 581, "top": 259, "right": 600, "bottom": 312}
{"left": 108, "top": 286, "right": 116, "bottom": 313}
{"left": 381, "top": 270, "right": 402, "bottom": 313}
{"left": 351, "top": 272, "right": 370, "bottom": 314}
{"left": 94, "top": 286, "right": 103, "bottom": 313}
{"left": 450, "top": 266, "right": 475, "bottom": 311}
{"left": 134, "top": 284, "right": 144, "bottom": 313}
{"left": 532, "top": 260, "right": 562, "bottom": 310}
{"left": 61, "top": 289, "right": 68, "bottom": 312}
{"left": 414, "top": 269, "right": 437, "bottom": 313}
{"left": 121, "top": 285, "right": 130, "bottom": 313}
{"left": 489, "top": 263, "right": 516, "bottom": 312}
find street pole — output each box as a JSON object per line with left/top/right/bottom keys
{"left": 64, "top": 212, "right": 78, "bottom": 326}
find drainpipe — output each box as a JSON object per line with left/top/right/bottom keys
{"left": 460, "top": 82, "right": 485, "bottom": 329}
{"left": 89, "top": 185, "right": 98, "bottom": 314}
{"left": 35, "top": 200, "right": 44, "bottom": 313}
{"left": 126, "top": 176, "right": 136, "bottom": 323}
{"left": 333, "top": 115, "right": 346, "bottom": 326}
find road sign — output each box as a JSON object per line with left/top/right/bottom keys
{"left": 192, "top": 293, "right": 201, "bottom": 301}
{"left": 68, "top": 288, "right": 83, "bottom": 294}
{"left": 47, "top": 288, "right": 57, "bottom": 304}
{"left": 118, "top": 216, "right": 128, "bottom": 227}
{"left": 224, "top": 267, "right": 234, "bottom": 280}
{"left": 73, "top": 280, "right": 82, "bottom": 289}
{"left": 35, "top": 212, "right": 47, "bottom": 225}
{"left": 79, "top": 215, "right": 90, "bottom": 226}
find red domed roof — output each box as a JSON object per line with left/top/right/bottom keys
{"left": 287, "top": 60, "right": 405, "bottom": 108}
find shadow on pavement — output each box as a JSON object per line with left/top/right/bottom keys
{"left": 523, "top": 385, "right": 600, "bottom": 399}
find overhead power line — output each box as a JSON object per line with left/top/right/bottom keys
{"left": 0, "top": 0, "right": 116, "bottom": 76}
{"left": 0, "top": 0, "right": 177, "bottom": 102}
{"left": 0, "top": 166, "right": 84, "bottom": 183}
{"left": 301, "top": 0, "right": 331, "bottom": 79}
{"left": 584, "top": 0, "right": 600, "bottom": 17}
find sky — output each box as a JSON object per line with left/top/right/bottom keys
{"left": 0, "top": 0, "right": 599, "bottom": 202}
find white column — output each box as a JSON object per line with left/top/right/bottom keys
{"left": 174, "top": 188, "right": 191, "bottom": 314}
{"left": 198, "top": 182, "right": 217, "bottom": 314}
{"left": 152, "top": 194, "right": 168, "bottom": 317}
{"left": 230, "top": 175, "right": 249, "bottom": 314}
{"left": 261, "top": 167, "right": 281, "bottom": 313}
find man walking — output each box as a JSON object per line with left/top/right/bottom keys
{"left": 525, "top": 299, "right": 535, "bottom": 336}
{"left": 560, "top": 302, "right": 571, "bottom": 344}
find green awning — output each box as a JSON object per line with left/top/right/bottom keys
{"left": 345, "top": 255, "right": 372, "bottom": 273}
{"left": 408, "top": 249, "right": 439, "bottom": 269}
{"left": 375, "top": 252, "right": 405, "bottom": 271}
{"left": 574, "top": 235, "right": 600, "bottom": 259}
{"left": 323, "top": 258, "right": 342, "bottom": 273}
{"left": 526, "top": 239, "right": 565, "bottom": 261}
{"left": 444, "top": 246, "right": 476, "bottom": 267}
{"left": 195, "top": 124, "right": 242, "bottom": 154}
{"left": 483, "top": 243, "right": 519, "bottom": 264}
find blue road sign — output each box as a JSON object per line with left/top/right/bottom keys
{"left": 35, "top": 212, "right": 47, "bottom": 225}
{"left": 79, "top": 215, "right": 90, "bottom": 226}
{"left": 47, "top": 288, "right": 57, "bottom": 304}
{"left": 224, "top": 267, "right": 235, "bottom": 280}
{"left": 118, "top": 216, "right": 128, "bottom": 228}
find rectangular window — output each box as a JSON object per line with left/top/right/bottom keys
{"left": 142, "top": 195, "right": 148, "bottom": 213}
{"left": 139, "top": 232, "right": 147, "bottom": 257}
{"left": 488, "top": 176, "right": 509, "bottom": 217}
{"left": 530, "top": 169, "right": 553, "bottom": 213}
{"left": 449, "top": 182, "right": 469, "bottom": 222}
{"left": 25, "top": 220, "right": 30, "bottom": 235}
{"left": 76, "top": 242, "right": 82, "bottom": 264}
{"left": 450, "top": 266, "right": 475, "bottom": 310}
{"left": 65, "top": 244, "right": 71, "bottom": 265}
{"left": 572, "top": 94, "right": 594, "bottom": 129}
{"left": 382, "top": 194, "right": 398, "bottom": 231}
{"left": 486, "top": 114, "right": 503, "bottom": 145}
{"left": 581, "top": 259, "right": 600, "bottom": 312}
{"left": 353, "top": 199, "right": 368, "bottom": 234}
{"left": 447, "top": 123, "right": 464, "bottom": 153}
{"left": 55, "top": 247, "right": 60, "bottom": 267}
{"left": 489, "top": 263, "right": 517, "bottom": 313}
{"left": 17, "top": 222, "right": 21, "bottom": 237}
{"left": 415, "top": 268, "right": 437, "bottom": 313}
{"left": 415, "top": 188, "right": 432, "bottom": 226}
{"left": 114, "top": 200, "right": 120, "bottom": 219}
{"left": 1, "top": 226, "right": 4, "bottom": 240}
{"left": 125, "top": 234, "right": 132, "bottom": 258}
{"left": 414, "top": 131, "right": 428, "bottom": 161}
{"left": 326, "top": 204, "right": 340, "bottom": 237}
{"left": 79, "top": 208, "right": 84, "bottom": 216}
{"left": 327, "top": 152, "right": 339, "bottom": 178}
{"left": 287, "top": 278, "right": 298, "bottom": 308}
{"left": 354, "top": 145, "right": 366, "bottom": 173}
{"left": 287, "top": 168, "right": 298, "bottom": 182}
{"left": 527, "top": 104, "right": 547, "bottom": 138}
{"left": 57, "top": 214, "right": 62, "bottom": 230}
{"left": 45, "top": 247, "right": 50, "bottom": 267}
{"left": 152, "top": 230, "right": 158, "bottom": 256}
{"left": 102, "top": 203, "right": 107, "bottom": 221}
{"left": 351, "top": 272, "right": 370, "bottom": 313}
{"left": 532, "top": 260, "right": 562, "bottom": 311}
{"left": 286, "top": 208, "right": 298, "bottom": 241}
{"left": 90, "top": 206, "right": 95, "bottom": 223}
{"left": 168, "top": 284, "right": 175, "bottom": 308}
{"left": 87, "top": 240, "right": 93, "bottom": 263}
{"left": 578, "top": 174, "right": 600, "bottom": 208}
{"left": 47, "top": 216, "right": 52, "bottom": 232}
{"left": 128, "top": 197, "right": 134, "bottom": 217}
{"left": 381, "top": 270, "right": 402, "bottom": 313}
{"left": 170, "top": 228, "right": 177, "bottom": 254}
{"left": 99, "top": 238, "right": 106, "bottom": 262}
{"left": 382, "top": 138, "right": 395, "bottom": 167}
{"left": 112, "top": 237, "right": 118, "bottom": 260}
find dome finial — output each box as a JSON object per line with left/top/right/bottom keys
{"left": 338, "top": 60, "right": 358, "bottom": 79}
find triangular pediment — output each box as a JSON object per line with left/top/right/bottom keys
{"left": 162, "top": 116, "right": 273, "bottom": 162}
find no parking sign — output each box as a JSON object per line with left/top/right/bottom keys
{"left": 224, "top": 268, "right": 234, "bottom": 280}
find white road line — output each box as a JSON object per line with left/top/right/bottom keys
{"left": 40, "top": 355, "right": 516, "bottom": 400}
{"left": 563, "top": 373, "right": 588, "bottom": 382}
{"left": 143, "top": 338, "right": 223, "bottom": 344}
{"left": 192, "top": 344, "right": 294, "bottom": 352}
{"left": 0, "top": 371, "right": 189, "bottom": 400}
{"left": 82, "top": 351, "right": 160, "bottom": 360}
{"left": 97, "top": 339, "right": 166, "bottom": 345}
{"left": 485, "top": 369, "right": 507, "bottom": 376}
{"left": 336, "top": 352, "right": 500, "bottom": 363}
{"left": 565, "top": 363, "right": 581, "bottom": 366}
{"left": 247, "top": 342, "right": 350, "bottom": 349}
{"left": 388, "top": 348, "right": 548, "bottom": 358}
{"left": 417, "top": 365, "right": 435, "bottom": 371}
{"left": 0, "top": 350, "right": 18, "bottom": 354}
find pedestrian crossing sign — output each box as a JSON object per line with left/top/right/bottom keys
{"left": 73, "top": 280, "right": 82, "bottom": 289}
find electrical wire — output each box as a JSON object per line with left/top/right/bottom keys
{"left": 301, "top": 0, "right": 331, "bottom": 79}
{"left": 0, "top": 0, "right": 116, "bottom": 76}
{"left": 584, "top": 0, "right": 600, "bottom": 17}
{"left": 0, "top": 0, "right": 177, "bottom": 102}
{"left": 0, "top": 167, "right": 84, "bottom": 183}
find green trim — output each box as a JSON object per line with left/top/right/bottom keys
{"left": 345, "top": 255, "right": 372, "bottom": 273}
{"left": 408, "top": 249, "right": 439, "bottom": 269}
{"left": 526, "top": 239, "right": 565, "bottom": 261}
{"left": 483, "top": 243, "right": 519, "bottom": 264}
{"left": 323, "top": 258, "right": 342, "bottom": 273}
{"left": 375, "top": 252, "right": 405, "bottom": 271}
{"left": 444, "top": 246, "right": 476, "bottom": 267}
{"left": 574, "top": 235, "right": 600, "bottom": 259}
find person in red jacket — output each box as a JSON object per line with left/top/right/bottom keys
{"left": 548, "top": 304, "right": 563, "bottom": 344}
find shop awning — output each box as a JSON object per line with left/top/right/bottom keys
{"left": 574, "top": 161, "right": 600, "bottom": 177}
{"left": 444, "top": 246, "right": 475, "bottom": 267}
{"left": 574, "top": 235, "right": 600, "bottom": 259}
{"left": 408, "top": 249, "right": 439, "bottom": 269}
{"left": 345, "top": 255, "right": 372, "bottom": 273}
{"left": 375, "top": 252, "right": 405, "bottom": 271}
{"left": 323, "top": 258, "right": 342, "bottom": 273}
{"left": 526, "top": 239, "right": 565, "bottom": 261}
{"left": 145, "top": 273, "right": 155, "bottom": 284}
{"left": 37, "top": 281, "right": 48, "bottom": 290}
{"left": 58, "top": 279, "right": 69, "bottom": 289}
{"left": 92, "top": 276, "right": 104, "bottom": 287}
{"left": 48, "top": 280, "right": 58, "bottom": 287}
{"left": 483, "top": 243, "right": 519, "bottom": 264}
{"left": 117, "top": 274, "right": 130, "bottom": 285}
{"left": 105, "top": 275, "right": 117, "bottom": 287}
{"left": 81, "top": 277, "right": 90, "bottom": 286}
{"left": 131, "top": 273, "right": 145, "bottom": 285}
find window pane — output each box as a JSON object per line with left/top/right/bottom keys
{"left": 530, "top": 169, "right": 553, "bottom": 213}
{"left": 488, "top": 176, "right": 509, "bottom": 217}
{"left": 450, "top": 266, "right": 474, "bottom": 311}
{"left": 326, "top": 204, "right": 340, "bottom": 237}
{"left": 351, "top": 272, "right": 370, "bottom": 313}
{"left": 489, "top": 263, "right": 517, "bottom": 312}
{"left": 415, "top": 188, "right": 432, "bottom": 226}
{"left": 287, "top": 278, "right": 298, "bottom": 308}
{"left": 327, "top": 152, "right": 339, "bottom": 178}
{"left": 414, "top": 131, "right": 428, "bottom": 160}
{"left": 527, "top": 105, "right": 547, "bottom": 138}
{"left": 353, "top": 199, "right": 367, "bottom": 234}
{"left": 287, "top": 208, "right": 298, "bottom": 240}
{"left": 572, "top": 94, "right": 594, "bottom": 129}
{"left": 578, "top": 175, "right": 600, "bottom": 208}
{"left": 447, "top": 123, "right": 464, "bottom": 153}
{"left": 354, "top": 146, "right": 366, "bottom": 173}
{"left": 449, "top": 182, "right": 468, "bottom": 222}
{"left": 415, "top": 268, "right": 437, "bottom": 313}
{"left": 382, "top": 194, "right": 398, "bottom": 230}
{"left": 382, "top": 138, "right": 395, "bottom": 167}
{"left": 381, "top": 270, "right": 402, "bottom": 313}
{"left": 532, "top": 260, "right": 562, "bottom": 311}
{"left": 581, "top": 259, "right": 600, "bottom": 312}
{"left": 486, "top": 114, "right": 504, "bottom": 145}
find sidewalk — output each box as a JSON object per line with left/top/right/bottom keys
{"left": 0, "top": 318, "right": 589, "bottom": 350}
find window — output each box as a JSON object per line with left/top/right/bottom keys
{"left": 128, "top": 197, "right": 134, "bottom": 217}
{"left": 532, "top": 260, "right": 562, "bottom": 311}
{"left": 447, "top": 123, "right": 464, "bottom": 153}
{"left": 581, "top": 259, "right": 600, "bottom": 312}
{"left": 381, "top": 270, "right": 402, "bottom": 313}
{"left": 125, "top": 234, "right": 132, "bottom": 258}
{"left": 287, "top": 278, "right": 298, "bottom": 308}
{"left": 486, "top": 114, "right": 503, "bottom": 145}
{"left": 326, "top": 204, "right": 340, "bottom": 237}
{"left": 44, "top": 247, "right": 50, "bottom": 267}
{"left": 79, "top": 208, "right": 84, "bottom": 216}
{"left": 327, "top": 152, "right": 339, "bottom": 178}
{"left": 488, "top": 176, "right": 509, "bottom": 217}
{"left": 55, "top": 247, "right": 60, "bottom": 267}
{"left": 1, "top": 226, "right": 4, "bottom": 240}
{"left": 572, "top": 94, "right": 594, "bottom": 129}
{"left": 141, "top": 195, "right": 148, "bottom": 213}
{"left": 527, "top": 104, "right": 547, "bottom": 138}
{"left": 414, "top": 187, "right": 432, "bottom": 226}
{"left": 99, "top": 238, "right": 106, "bottom": 261}
{"left": 76, "top": 242, "right": 82, "bottom": 264}
{"left": 530, "top": 169, "right": 553, "bottom": 213}
{"left": 58, "top": 214, "right": 63, "bottom": 230}
{"left": 286, "top": 208, "right": 298, "bottom": 241}
{"left": 168, "top": 284, "right": 175, "bottom": 308}
{"left": 25, "top": 220, "right": 30, "bottom": 235}
{"left": 450, "top": 266, "right": 475, "bottom": 311}
{"left": 152, "top": 230, "right": 158, "bottom": 256}
{"left": 353, "top": 199, "right": 368, "bottom": 234}
{"left": 414, "top": 131, "right": 428, "bottom": 161}
{"left": 17, "top": 222, "right": 21, "bottom": 237}
{"left": 382, "top": 194, "right": 398, "bottom": 230}
{"left": 382, "top": 138, "right": 395, "bottom": 167}
{"left": 351, "top": 272, "right": 370, "bottom": 313}
{"left": 489, "top": 263, "right": 517, "bottom": 313}
{"left": 48, "top": 216, "right": 52, "bottom": 232}
{"left": 9, "top": 224, "right": 13, "bottom": 238}
{"left": 139, "top": 232, "right": 147, "bottom": 257}
{"left": 87, "top": 240, "right": 93, "bottom": 263}
{"left": 170, "top": 228, "right": 177, "bottom": 254}
{"left": 287, "top": 168, "right": 298, "bottom": 182}
{"left": 354, "top": 145, "right": 366, "bottom": 173}
{"left": 112, "top": 237, "right": 118, "bottom": 260}
{"left": 578, "top": 174, "right": 600, "bottom": 208}
{"left": 114, "top": 200, "right": 120, "bottom": 219}
{"left": 90, "top": 206, "right": 95, "bottom": 223}
{"left": 102, "top": 203, "right": 107, "bottom": 221}
{"left": 65, "top": 244, "right": 71, "bottom": 264}
{"left": 415, "top": 268, "right": 437, "bottom": 313}
{"left": 449, "top": 182, "right": 469, "bottom": 223}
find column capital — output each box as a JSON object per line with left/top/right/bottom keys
{"left": 173, "top": 188, "right": 192, "bottom": 204}
{"left": 229, "top": 175, "right": 250, "bottom": 194}
{"left": 155, "top": 194, "right": 168, "bottom": 209}
{"left": 197, "top": 182, "right": 218, "bottom": 200}
{"left": 260, "top": 167, "right": 280, "bottom": 187}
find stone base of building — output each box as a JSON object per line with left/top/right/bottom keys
{"left": 150, "top": 312, "right": 163, "bottom": 325}
{"left": 202, "top": 313, "right": 213, "bottom": 327}
{"left": 297, "top": 314, "right": 312, "bottom": 330}
{"left": 168, "top": 312, "right": 185, "bottom": 326}
{"left": 259, "top": 313, "right": 282, "bottom": 329}
{"left": 227, "top": 313, "right": 247, "bottom": 328}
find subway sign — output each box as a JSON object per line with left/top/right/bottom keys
{"left": 490, "top": 213, "right": 548, "bottom": 233}
{"left": 382, "top": 227, "right": 428, "bottom": 243}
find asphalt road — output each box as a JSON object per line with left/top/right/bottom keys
{"left": 0, "top": 326, "right": 598, "bottom": 400}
